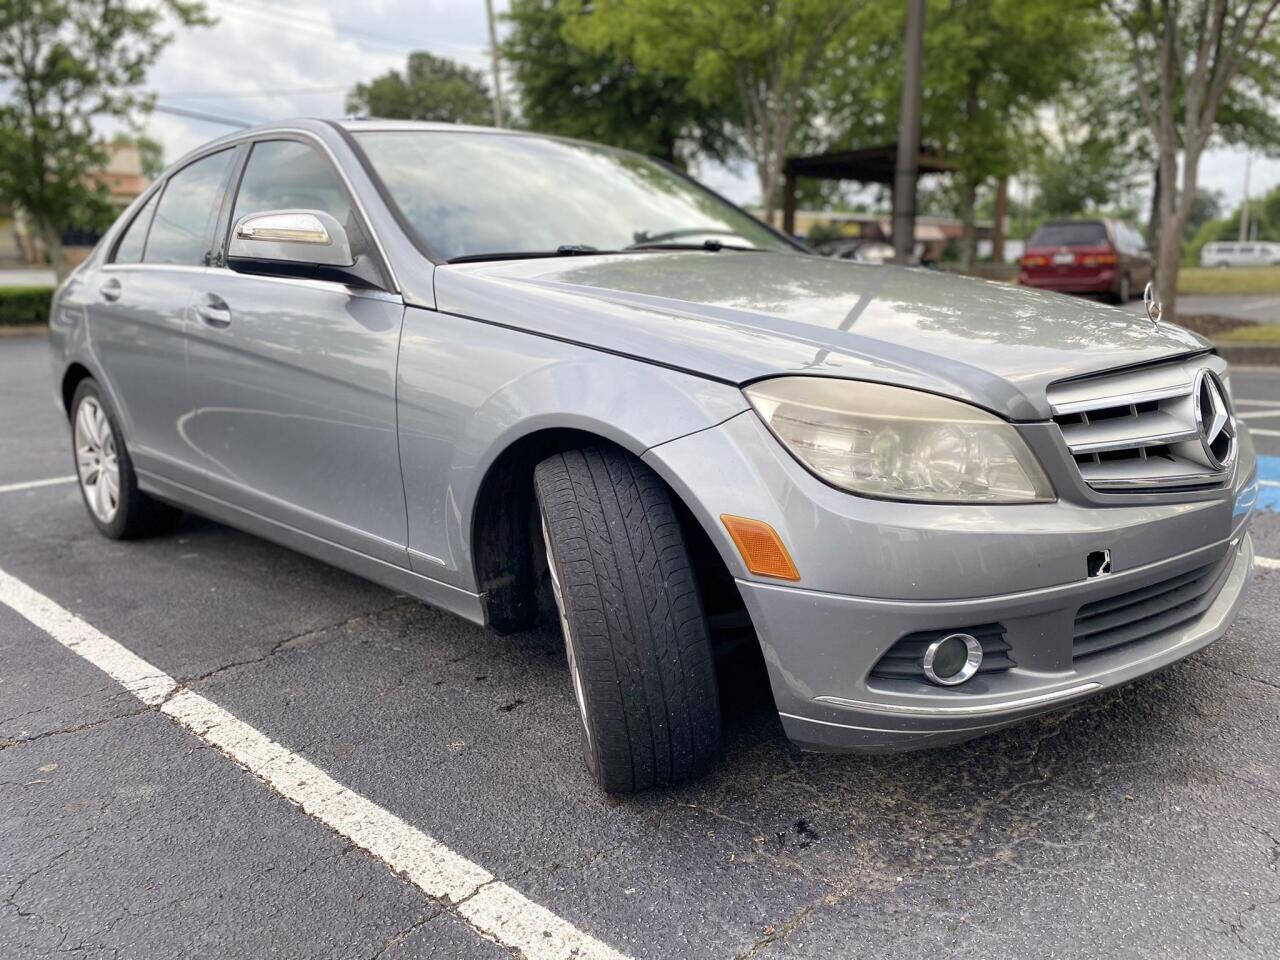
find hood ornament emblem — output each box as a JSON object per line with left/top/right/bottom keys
{"left": 1143, "top": 281, "right": 1162, "bottom": 326}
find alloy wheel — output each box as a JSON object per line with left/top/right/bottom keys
{"left": 541, "top": 512, "right": 591, "bottom": 749}
{"left": 75, "top": 397, "right": 120, "bottom": 524}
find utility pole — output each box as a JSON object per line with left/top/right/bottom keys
{"left": 485, "top": 0, "right": 505, "bottom": 128}
{"left": 892, "top": 0, "right": 926, "bottom": 265}
{"left": 1239, "top": 153, "right": 1251, "bottom": 242}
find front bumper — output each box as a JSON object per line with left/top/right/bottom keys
{"left": 644, "top": 409, "right": 1258, "bottom": 753}
{"left": 741, "top": 530, "right": 1253, "bottom": 751}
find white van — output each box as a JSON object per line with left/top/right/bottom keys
{"left": 1200, "top": 241, "right": 1280, "bottom": 267}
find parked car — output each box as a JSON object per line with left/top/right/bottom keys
{"left": 1200, "top": 241, "right": 1280, "bottom": 268}
{"left": 814, "top": 238, "right": 903, "bottom": 264}
{"left": 50, "top": 121, "right": 1257, "bottom": 792}
{"left": 1019, "top": 218, "right": 1153, "bottom": 303}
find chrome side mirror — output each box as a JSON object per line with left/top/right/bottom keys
{"left": 228, "top": 209, "right": 354, "bottom": 268}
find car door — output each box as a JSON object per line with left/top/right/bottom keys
{"left": 88, "top": 148, "right": 238, "bottom": 488}
{"left": 182, "top": 136, "right": 410, "bottom": 567}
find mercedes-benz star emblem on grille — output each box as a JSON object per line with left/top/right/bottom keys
{"left": 1194, "top": 369, "right": 1237, "bottom": 470}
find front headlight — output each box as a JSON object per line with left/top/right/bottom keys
{"left": 745, "top": 377, "right": 1054, "bottom": 504}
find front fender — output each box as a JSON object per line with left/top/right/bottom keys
{"left": 395, "top": 306, "right": 747, "bottom": 588}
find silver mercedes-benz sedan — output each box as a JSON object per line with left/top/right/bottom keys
{"left": 48, "top": 119, "right": 1257, "bottom": 792}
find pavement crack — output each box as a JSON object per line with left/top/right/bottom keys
{"left": 732, "top": 884, "right": 847, "bottom": 959}
{"left": 1189, "top": 657, "right": 1280, "bottom": 693}
{"left": 367, "top": 909, "right": 443, "bottom": 960}
{"left": 175, "top": 598, "right": 417, "bottom": 690}
{"left": 0, "top": 705, "right": 154, "bottom": 751}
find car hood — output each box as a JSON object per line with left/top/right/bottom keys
{"left": 433, "top": 251, "right": 1209, "bottom": 420}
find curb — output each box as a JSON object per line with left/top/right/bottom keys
{"left": 0, "top": 324, "right": 48, "bottom": 338}
{"left": 1214, "top": 342, "right": 1280, "bottom": 367}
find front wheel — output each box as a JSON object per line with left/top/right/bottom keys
{"left": 534, "top": 446, "right": 721, "bottom": 793}
{"left": 70, "top": 379, "right": 181, "bottom": 539}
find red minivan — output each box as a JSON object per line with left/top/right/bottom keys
{"left": 1019, "top": 219, "right": 1153, "bottom": 303}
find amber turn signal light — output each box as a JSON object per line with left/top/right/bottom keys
{"left": 720, "top": 515, "right": 800, "bottom": 581}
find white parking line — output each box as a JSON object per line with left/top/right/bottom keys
{"left": 0, "top": 567, "right": 629, "bottom": 960}
{"left": 1257, "top": 555, "right": 1280, "bottom": 571}
{"left": 0, "top": 475, "right": 76, "bottom": 494}
{"left": 1237, "top": 408, "right": 1280, "bottom": 420}
{"left": 1248, "top": 427, "right": 1280, "bottom": 438}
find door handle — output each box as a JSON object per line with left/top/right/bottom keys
{"left": 99, "top": 277, "right": 122, "bottom": 302}
{"left": 195, "top": 292, "right": 232, "bottom": 329}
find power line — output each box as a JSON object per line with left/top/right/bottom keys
{"left": 210, "top": 0, "right": 487, "bottom": 59}
{"left": 155, "top": 85, "right": 350, "bottom": 100}
{"left": 152, "top": 103, "right": 257, "bottom": 128}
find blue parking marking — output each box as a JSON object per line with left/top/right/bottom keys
{"left": 1256, "top": 454, "right": 1280, "bottom": 512}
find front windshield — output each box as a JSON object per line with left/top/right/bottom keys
{"left": 353, "top": 130, "right": 793, "bottom": 261}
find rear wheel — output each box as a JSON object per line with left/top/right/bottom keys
{"left": 70, "top": 379, "right": 181, "bottom": 539}
{"left": 534, "top": 445, "right": 721, "bottom": 793}
{"left": 1112, "top": 273, "right": 1131, "bottom": 303}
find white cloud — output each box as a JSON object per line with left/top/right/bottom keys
{"left": 121, "top": 0, "right": 492, "bottom": 166}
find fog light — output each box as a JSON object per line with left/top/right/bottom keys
{"left": 922, "top": 633, "right": 983, "bottom": 686}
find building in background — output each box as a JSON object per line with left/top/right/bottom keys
{"left": 13, "top": 141, "right": 150, "bottom": 268}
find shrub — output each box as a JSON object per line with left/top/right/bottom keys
{"left": 0, "top": 286, "right": 53, "bottom": 327}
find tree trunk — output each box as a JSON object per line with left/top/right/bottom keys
{"left": 991, "top": 177, "right": 1008, "bottom": 264}
{"left": 759, "top": 165, "right": 777, "bottom": 225}
{"left": 1154, "top": 214, "right": 1182, "bottom": 320}
{"left": 37, "top": 219, "right": 69, "bottom": 284}
{"left": 1146, "top": 162, "right": 1161, "bottom": 250}
{"left": 959, "top": 176, "right": 978, "bottom": 273}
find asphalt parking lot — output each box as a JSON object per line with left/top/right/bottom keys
{"left": 3, "top": 332, "right": 1279, "bottom": 960}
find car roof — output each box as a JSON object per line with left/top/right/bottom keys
{"left": 332, "top": 118, "right": 535, "bottom": 136}
{"left": 165, "top": 118, "right": 546, "bottom": 172}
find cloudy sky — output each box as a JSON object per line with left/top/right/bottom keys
{"left": 133, "top": 0, "right": 1277, "bottom": 217}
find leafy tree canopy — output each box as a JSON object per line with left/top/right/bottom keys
{"left": 0, "top": 0, "right": 212, "bottom": 278}
{"left": 346, "top": 51, "right": 494, "bottom": 126}
{"left": 567, "top": 0, "right": 867, "bottom": 220}
{"left": 502, "top": 0, "right": 736, "bottom": 166}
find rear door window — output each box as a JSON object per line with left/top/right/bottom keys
{"left": 144, "top": 149, "right": 236, "bottom": 265}
{"left": 1029, "top": 222, "right": 1108, "bottom": 247}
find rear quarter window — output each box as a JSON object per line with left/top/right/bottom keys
{"left": 111, "top": 190, "right": 161, "bottom": 264}
{"left": 1029, "top": 222, "right": 1108, "bottom": 247}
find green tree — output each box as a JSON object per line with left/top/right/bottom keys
{"left": 0, "top": 0, "right": 212, "bottom": 280}
{"left": 568, "top": 0, "right": 867, "bottom": 223}
{"left": 1031, "top": 40, "right": 1148, "bottom": 220}
{"left": 1106, "top": 0, "right": 1280, "bottom": 318}
{"left": 346, "top": 52, "right": 494, "bottom": 125}
{"left": 921, "top": 0, "right": 1103, "bottom": 268}
{"left": 502, "top": 0, "right": 736, "bottom": 166}
{"left": 820, "top": 0, "right": 1104, "bottom": 267}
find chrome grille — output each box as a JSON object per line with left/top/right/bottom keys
{"left": 1048, "top": 356, "right": 1231, "bottom": 491}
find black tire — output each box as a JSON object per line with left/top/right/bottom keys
{"left": 1112, "top": 273, "right": 1131, "bottom": 304}
{"left": 70, "top": 379, "right": 182, "bottom": 540}
{"left": 534, "top": 445, "right": 721, "bottom": 793}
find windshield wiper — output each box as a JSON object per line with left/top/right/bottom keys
{"left": 446, "top": 244, "right": 618, "bottom": 264}
{"left": 625, "top": 239, "right": 766, "bottom": 253}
